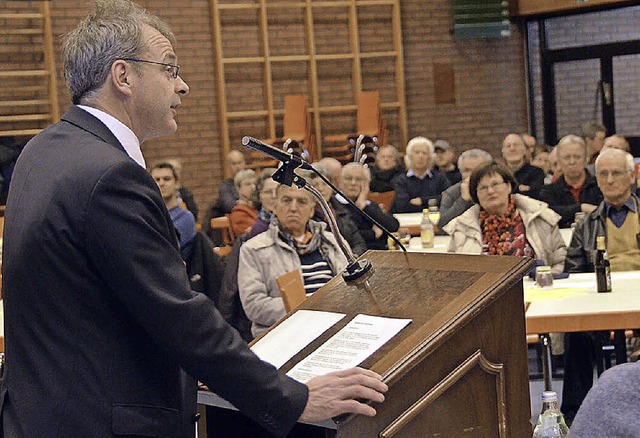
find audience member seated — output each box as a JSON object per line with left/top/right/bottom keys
{"left": 581, "top": 121, "right": 606, "bottom": 165}
{"left": 203, "top": 150, "right": 247, "bottom": 243}
{"left": 245, "top": 168, "right": 278, "bottom": 239}
{"left": 540, "top": 135, "right": 603, "bottom": 228}
{"left": 586, "top": 134, "right": 631, "bottom": 175}
{"left": 531, "top": 145, "right": 553, "bottom": 184}
{"left": 548, "top": 146, "right": 561, "bottom": 183}
{"left": 501, "top": 133, "right": 545, "bottom": 199}
{"left": 565, "top": 148, "right": 639, "bottom": 272}
{"left": 568, "top": 361, "right": 640, "bottom": 437}
{"left": 433, "top": 140, "right": 461, "bottom": 186}
{"left": 336, "top": 163, "right": 400, "bottom": 250}
{"left": 239, "top": 184, "right": 348, "bottom": 337}
{"left": 561, "top": 148, "right": 639, "bottom": 422}
{"left": 150, "top": 162, "right": 196, "bottom": 261}
{"left": 309, "top": 165, "right": 367, "bottom": 257}
{"left": 219, "top": 150, "right": 247, "bottom": 214}
{"left": 228, "top": 169, "right": 258, "bottom": 236}
{"left": 369, "top": 145, "right": 404, "bottom": 193}
{"left": 443, "top": 161, "right": 566, "bottom": 273}
{"left": 217, "top": 169, "right": 278, "bottom": 343}
{"left": 439, "top": 149, "right": 493, "bottom": 229}
{"left": 521, "top": 132, "right": 537, "bottom": 162}
{"left": 391, "top": 136, "right": 450, "bottom": 213}
{"left": 165, "top": 158, "right": 198, "bottom": 220}
{"left": 315, "top": 157, "right": 343, "bottom": 186}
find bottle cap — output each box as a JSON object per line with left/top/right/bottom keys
{"left": 541, "top": 391, "right": 558, "bottom": 402}
{"left": 428, "top": 198, "right": 438, "bottom": 207}
{"left": 423, "top": 208, "right": 429, "bottom": 214}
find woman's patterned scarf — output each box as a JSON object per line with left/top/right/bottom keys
{"left": 480, "top": 196, "right": 533, "bottom": 257}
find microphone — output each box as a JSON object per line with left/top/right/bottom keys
{"left": 241, "top": 136, "right": 313, "bottom": 170}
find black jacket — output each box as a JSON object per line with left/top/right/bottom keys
{"left": 1, "top": 106, "right": 306, "bottom": 437}
{"left": 540, "top": 173, "right": 603, "bottom": 229}
{"left": 514, "top": 162, "right": 545, "bottom": 200}
{"left": 333, "top": 196, "right": 399, "bottom": 250}
{"left": 218, "top": 233, "right": 255, "bottom": 343}
{"left": 369, "top": 164, "right": 404, "bottom": 193}
{"left": 565, "top": 194, "right": 640, "bottom": 273}
{"left": 186, "top": 232, "right": 225, "bottom": 305}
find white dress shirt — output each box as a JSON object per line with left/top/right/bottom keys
{"left": 77, "top": 105, "right": 145, "bottom": 168}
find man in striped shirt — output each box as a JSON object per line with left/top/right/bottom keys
{"left": 239, "top": 184, "right": 348, "bottom": 337}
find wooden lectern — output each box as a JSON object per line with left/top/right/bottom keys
{"left": 199, "top": 251, "right": 535, "bottom": 437}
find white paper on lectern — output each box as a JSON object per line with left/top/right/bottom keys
{"left": 287, "top": 314, "right": 412, "bottom": 383}
{"left": 250, "top": 309, "right": 346, "bottom": 369}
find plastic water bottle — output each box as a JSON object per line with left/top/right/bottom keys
{"left": 420, "top": 208, "right": 434, "bottom": 248}
{"left": 532, "top": 391, "right": 569, "bottom": 437}
{"left": 427, "top": 198, "right": 440, "bottom": 225}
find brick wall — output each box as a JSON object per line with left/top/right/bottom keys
{"left": 2, "top": 0, "right": 531, "bottom": 218}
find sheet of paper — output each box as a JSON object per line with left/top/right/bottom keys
{"left": 250, "top": 310, "right": 346, "bottom": 369}
{"left": 524, "top": 284, "right": 592, "bottom": 303}
{"left": 287, "top": 314, "right": 412, "bottom": 383}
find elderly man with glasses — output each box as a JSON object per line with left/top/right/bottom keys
{"left": 561, "top": 148, "right": 640, "bottom": 424}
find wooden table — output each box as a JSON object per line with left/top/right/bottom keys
{"left": 524, "top": 270, "right": 640, "bottom": 389}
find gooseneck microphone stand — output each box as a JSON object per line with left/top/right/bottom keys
{"left": 241, "top": 136, "right": 407, "bottom": 284}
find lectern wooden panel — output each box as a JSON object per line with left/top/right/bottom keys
{"left": 202, "top": 251, "right": 534, "bottom": 437}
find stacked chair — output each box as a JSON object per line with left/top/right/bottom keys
{"left": 322, "top": 91, "right": 387, "bottom": 164}
{"left": 248, "top": 94, "right": 315, "bottom": 170}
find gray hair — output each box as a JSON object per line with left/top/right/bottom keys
{"left": 234, "top": 169, "right": 256, "bottom": 189}
{"left": 556, "top": 134, "right": 588, "bottom": 161}
{"left": 595, "top": 148, "right": 635, "bottom": 174}
{"left": 63, "top": 0, "right": 176, "bottom": 104}
{"left": 342, "top": 162, "right": 371, "bottom": 183}
{"left": 310, "top": 163, "right": 331, "bottom": 180}
{"left": 405, "top": 136, "right": 434, "bottom": 168}
{"left": 457, "top": 148, "right": 492, "bottom": 168}
{"left": 378, "top": 144, "right": 399, "bottom": 159}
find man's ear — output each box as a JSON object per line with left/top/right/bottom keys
{"left": 110, "top": 60, "right": 134, "bottom": 97}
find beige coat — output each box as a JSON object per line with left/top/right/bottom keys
{"left": 443, "top": 194, "right": 567, "bottom": 273}
{"left": 239, "top": 220, "right": 348, "bottom": 337}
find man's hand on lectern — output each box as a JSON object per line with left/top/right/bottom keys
{"left": 299, "top": 367, "right": 388, "bottom": 422}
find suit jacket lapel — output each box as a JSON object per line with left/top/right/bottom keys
{"left": 61, "top": 105, "right": 127, "bottom": 154}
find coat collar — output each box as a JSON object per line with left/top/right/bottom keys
{"left": 61, "top": 105, "right": 127, "bottom": 155}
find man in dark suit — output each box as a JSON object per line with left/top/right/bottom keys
{"left": 0, "top": 1, "right": 386, "bottom": 437}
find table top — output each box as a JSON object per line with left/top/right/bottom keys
{"left": 524, "top": 270, "right": 640, "bottom": 334}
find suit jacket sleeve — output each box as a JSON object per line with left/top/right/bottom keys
{"left": 85, "top": 162, "right": 306, "bottom": 437}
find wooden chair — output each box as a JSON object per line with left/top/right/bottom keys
{"left": 251, "top": 95, "right": 315, "bottom": 170}
{"left": 368, "top": 190, "right": 395, "bottom": 213}
{"left": 323, "top": 91, "right": 387, "bottom": 160}
{"left": 276, "top": 269, "right": 306, "bottom": 313}
{"left": 210, "top": 215, "right": 235, "bottom": 257}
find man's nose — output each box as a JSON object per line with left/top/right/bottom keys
{"left": 176, "top": 76, "right": 189, "bottom": 95}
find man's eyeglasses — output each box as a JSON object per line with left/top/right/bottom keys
{"left": 121, "top": 58, "right": 180, "bottom": 79}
